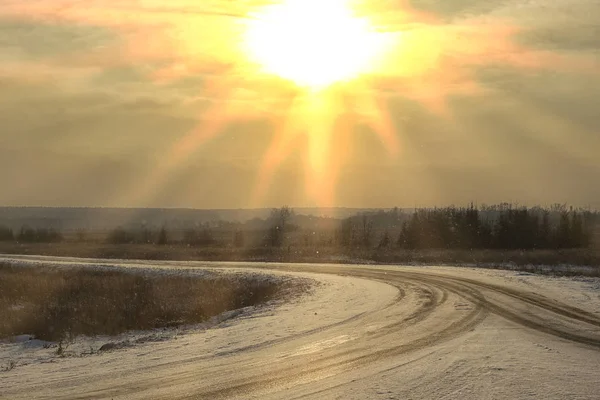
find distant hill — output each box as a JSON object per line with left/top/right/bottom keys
{"left": 0, "top": 207, "right": 399, "bottom": 231}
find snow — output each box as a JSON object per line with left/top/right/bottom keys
{"left": 1, "top": 255, "right": 599, "bottom": 399}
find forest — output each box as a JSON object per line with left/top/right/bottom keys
{"left": 1, "top": 204, "right": 597, "bottom": 252}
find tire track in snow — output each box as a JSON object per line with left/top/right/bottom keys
{"left": 2, "top": 259, "right": 599, "bottom": 400}
{"left": 192, "top": 266, "right": 600, "bottom": 399}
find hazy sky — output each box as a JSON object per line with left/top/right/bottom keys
{"left": 1, "top": 0, "right": 599, "bottom": 208}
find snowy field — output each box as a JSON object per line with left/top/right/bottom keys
{"left": 1, "top": 255, "right": 600, "bottom": 399}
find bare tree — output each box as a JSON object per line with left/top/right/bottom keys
{"left": 265, "top": 206, "right": 293, "bottom": 248}
{"left": 157, "top": 226, "right": 168, "bottom": 245}
{"left": 360, "top": 214, "right": 373, "bottom": 248}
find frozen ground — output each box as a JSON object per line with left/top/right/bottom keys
{"left": 1, "top": 255, "right": 599, "bottom": 399}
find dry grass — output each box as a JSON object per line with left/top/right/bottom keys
{"left": 0, "top": 264, "right": 283, "bottom": 342}
{"left": 1, "top": 242, "right": 599, "bottom": 278}
{"left": 2, "top": 241, "right": 599, "bottom": 265}
{"left": 365, "top": 248, "right": 600, "bottom": 268}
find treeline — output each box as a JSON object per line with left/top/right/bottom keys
{"left": 0, "top": 226, "right": 63, "bottom": 243}
{"left": 105, "top": 207, "right": 296, "bottom": 247}
{"left": 387, "top": 206, "right": 593, "bottom": 250}
{"left": 105, "top": 225, "right": 231, "bottom": 246}
{"left": 0, "top": 204, "right": 598, "bottom": 251}
{"left": 106, "top": 226, "right": 169, "bottom": 245}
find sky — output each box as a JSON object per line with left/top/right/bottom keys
{"left": 1, "top": 0, "right": 599, "bottom": 209}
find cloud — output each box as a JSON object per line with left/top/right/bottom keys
{"left": 405, "top": 0, "right": 499, "bottom": 18}
{"left": 0, "top": 77, "right": 200, "bottom": 155}
{"left": 0, "top": 16, "right": 116, "bottom": 60}
{"left": 0, "top": 0, "right": 599, "bottom": 207}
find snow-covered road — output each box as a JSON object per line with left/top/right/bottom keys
{"left": 1, "top": 256, "right": 600, "bottom": 399}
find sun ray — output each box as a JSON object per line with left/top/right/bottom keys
{"left": 6, "top": 1, "right": 599, "bottom": 208}
{"left": 115, "top": 83, "right": 276, "bottom": 207}
{"left": 344, "top": 80, "right": 401, "bottom": 156}
{"left": 251, "top": 98, "right": 305, "bottom": 206}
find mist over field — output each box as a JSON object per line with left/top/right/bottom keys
{"left": 1, "top": 0, "right": 599, "bottom": 209}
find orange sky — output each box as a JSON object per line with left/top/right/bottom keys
{"left": 1, "top": 0, "right": 599, "bottom": 208}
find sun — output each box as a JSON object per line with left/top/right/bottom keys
{"left": 242, "top": 0, "right": 392, "bottom": 90}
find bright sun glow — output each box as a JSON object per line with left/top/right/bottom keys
{"left": 74, "top": 0, "right": 557, "bottom": 209}
{"left": 243, "top": 0, "right": 392, "bottom": 89}
{"left": 8, "top": 2, "right": 588, "bottom": 209}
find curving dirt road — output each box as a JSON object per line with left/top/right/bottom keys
{"left": 1, "top": 258, "right": 600, "bottom": 399}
